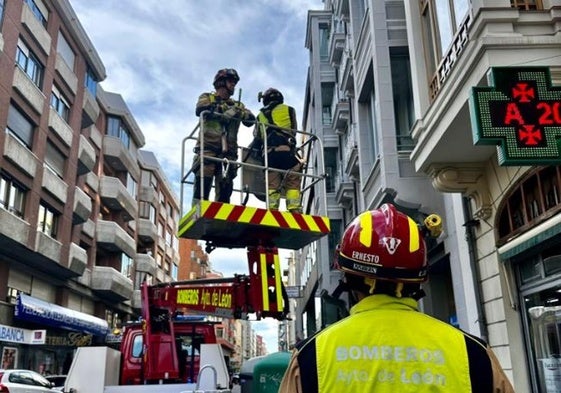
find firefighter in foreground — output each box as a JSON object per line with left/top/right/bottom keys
{"left": 254, "top": 88, "right": 302, "bottom": 213}
{"left": 278, "top": 204, "right": 515, "bottom": 392}
{"left": 192, "top": 68, "right": 255, "bottom": 205}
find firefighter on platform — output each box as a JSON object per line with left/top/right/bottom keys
{"left": 254, "top": 88, "right": 302, "bottom": 213}
{"left": 279, "top": 203, "right": 515, "bottom": 393}
{"left": 192, "top": 68, "right": 255, "bottom": 205}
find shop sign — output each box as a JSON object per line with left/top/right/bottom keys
{"left": 541, "top": 357, "right": 561, "bottom": 393}
{"left": 470, "top": 67, "right": 561, "bottom": 165}
{"left": 0, "top": 323, "right": 46, "bottom": 344}
{"left": 285, "top": 286, "right": 302, "bottom": 298}
{"left": 45, "top": 331, "right": 92, "bottom": 347}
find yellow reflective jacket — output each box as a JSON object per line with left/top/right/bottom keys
{"left": 278, "top": 294, "right": 515, "bottom": 393}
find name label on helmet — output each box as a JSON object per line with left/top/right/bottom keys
{"left": 353, "top": 262, "right": 377, "bottom": 274}
{"left": 352, "top": 251, "right": 380, "bottom": 264}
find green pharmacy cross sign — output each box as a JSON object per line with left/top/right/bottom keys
{"left": 470, "top": 66, "right": 561, "bottom": 165}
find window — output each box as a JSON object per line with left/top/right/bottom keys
{"left": 45, "top": 141, "right": 65, "bottom": 177}
{"left": 359, "top": 91, "right": 379, "bottom": 163}
{"left": 319, "top": 24, "right": 330, "bottom": 62}
{"left": 107, "top": 116, "right": 131, "bottom": 149}
{"left": 141, "top": 170, "right": 158, "bottom": 190}
{"left": 0, "top": 0, "right": 5, "bottom": 28}
{"left": 328, "top": 219, "right": 342, "bottom": 269}
{"left": 420, "top": 0, "right": 470, "bottom": 98}
{"left": 16, "top": 39, "right": 44, "bottom": 88}
{"left": 50, "top": 85, "right": 70, "bottom": 121}
{"left": 497, "top": 167, "right": 561, "bottom": 244}
{"left": 391, "top": 47, "right": 415, "bottom": 151}
{"left": 56, "top": 31, "right": 75, "bottom": 70}
{"left": 7, "top": 104, "right": 34, "bottom": 148}
{"left": 126, "top": 173, "right": 137, "bottom": 198}
{"left": 0, "top": 176, "right": 26, "bottom": 218}
{"left": 85, "top": 66, "right": 98, "bottom": 96}
{"left": 131, "top": 334, "right": 143, "bottom": 358}
{"left": 37, "top": 203, "right": 59, "bottom": 238}
{"left": 171, "top": 263, "right": 178, "bottom": 280}
{"left": 511, "top": 0, "right": 543, "bottom": 10}
{"left": 322, "top": 106, "right": 332, "bottom": 126}
{"left": 121, "top": 253, "right": 133, "bottom": 278}
{"left": 24, "top": 0, "right": 48, "bottom": 28}
{"left": 165, "top": 229, "right": 172, "bottom": 247}
{"left": 139, "top": 201, "right": 156, "bottom": 222}
{"left": 324, "top": 148, "right": 337, "bottom": 193}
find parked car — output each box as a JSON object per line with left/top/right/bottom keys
{"left": 0, "top": 369, "right": 55, "bottom": 392}
{"left": 44, "top": 375, "right": 66, "bottom": 391}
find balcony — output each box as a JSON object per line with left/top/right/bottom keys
{"left": 48, "top": 107, "right": 73, "bottom": 147}
{"left": 410, "top": 8, "right": 559, "bottom": 174}
{"left": 68, "top": 242, "right": 87, "bottom": 276}
{"left": 329, "top": 32, "right": 345, "bottom": 66}
{"left": 91, "top": 266, "right": 133, "bottom": 301}
{"left": 4, "top": 133, "right": 39, "bottom": 178}
{"left": 85, "top": 172, "right": 99, "bottom": 191}
{"left": 139, "top": 184, "right": 158, "bottom": 205}
{"left": 81, "top": 218, "right": 95, "bottom": 239}
{"left": 99, "top": 176, "right": 137, "bottom": 221}
{"left": 136, "top": 253, "right": 157, "bottom": 276}
{"left": 102, "top": 136, "right": 140, "bottom": 174}
{"left": 73, "top": 186, "right": 92, "bottom": 225}
{"left": 332, "top": 100, "right": 350, "bottom": 132}
{"left": 343, "top": 130, "right": 359, "bottom": 177}
{"left": 334, "top": 0, "right": 350, "bottom": 21}
{"left": 42, "top": 166, "right": 68, "bottom": 204}
{"left": 54, "top": 53, "right": 78, "bottom": 95}
{"left": 34, "top": 231, "right": 62, "bottom": 267}
{"left": 137, "top": 218, "right": 157, "bottom": 243}
{"left": 0, "top": 207, "right": 30, "bottom": 249}
{"left": 339, "top": 42, "right": 353, "bottom": 95}
{"left": 82, "top": 89, "right": 100, "bottom": 129}
{"left": 335, "top": 173, "right": 355, "bottom": 206}
{"left": 12, "top": 66, "right": 45, "bottom": 114}
{"left": 96, "top": 220, "right": 136, "bottom": 257}
{"left": 21, "top": 3, "right": 51, "bottom": 54}
{"left": 131, "top": 290, "right": 142, "bottom": 309}
{"left": 77, "top": 135, "right": 96, "bottom": 176}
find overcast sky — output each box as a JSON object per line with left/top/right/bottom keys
{"left": 70, "top": 0, "right": 324, "bottom": 354}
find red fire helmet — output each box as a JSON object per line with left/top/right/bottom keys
{"left": 336, "top": 203, "right": 428, "bottom": 283}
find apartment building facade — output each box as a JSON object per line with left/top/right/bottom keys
{"left": 0, "top": 0, "right": 180, "bottom": 375}
{"left": 297, "top": 0, "right": 561, "bottom": 392}
{"left": 405, "top": 1, "right": 561, "bottom": 391}
{"left": 298, "top": 1, "right": 468, "bottom": 341}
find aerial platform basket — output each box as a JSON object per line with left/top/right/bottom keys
{"left": 178, "top": 200, "right": 330, "bottom": 250}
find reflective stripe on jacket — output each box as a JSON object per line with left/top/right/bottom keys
{"left": 278, "top": 294, "right": 515, "bottom": 393}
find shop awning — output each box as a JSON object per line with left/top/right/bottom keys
{"left": 14, "top": 294, "right": 109, "bottom": 336}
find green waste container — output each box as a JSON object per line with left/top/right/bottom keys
{"left": 252, "top": 352, "right": 291, "bottom": 393}
{"left": 240, "top": 355, "right": 266, "bottom": 393}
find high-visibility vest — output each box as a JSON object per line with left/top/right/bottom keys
{"left": 298, "top": 295, "right": 492, "bottom": 392}
{"left": 257, "top": 104, "right": 294, "bottom": 147}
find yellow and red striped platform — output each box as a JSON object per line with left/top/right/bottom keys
{"left": 178, "top": 200, "right": 330, "bottom": 250}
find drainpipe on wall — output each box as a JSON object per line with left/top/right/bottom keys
{"left": 462, "top": 196, "right": 489, "bottom": 341}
